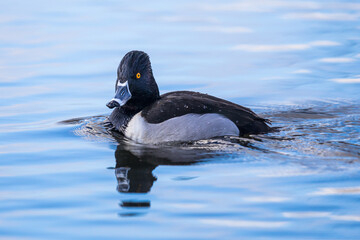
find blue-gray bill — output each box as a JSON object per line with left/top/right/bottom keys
{"left": 106, "top": 81, "right": 132, "bottom": 109}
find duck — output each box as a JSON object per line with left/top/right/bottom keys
{"left": 106, "top": 50, "right": 272, "bottom": 144}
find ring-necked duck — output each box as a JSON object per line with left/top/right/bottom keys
{"left": 107, "top": 51, "right": 271, "bottom": 144}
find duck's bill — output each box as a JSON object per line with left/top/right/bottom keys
{"left": 106, "top": 81, "right": 132, "bottom": 109}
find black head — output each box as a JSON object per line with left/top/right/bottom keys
{"left": 106, "top": 51, "right": 160, "bottom": 112}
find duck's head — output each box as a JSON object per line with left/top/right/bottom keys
{"left": 106, "top": 51, "right": 160, "bottom": 111}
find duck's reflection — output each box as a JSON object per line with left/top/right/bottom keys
{"left": 112, "top": 137, "right": 255, "bottom": 215}
{"left": 114, "top": 142, "right": 214, "bottom": 194}
{"left": 115, "top": 148, "right": 157, "bottom": 193}
{"left": 114, "top": 142, "right": 215, "bottom": 214}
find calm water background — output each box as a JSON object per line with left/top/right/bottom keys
{"left": 1, "top": 0, "right": 360, "bottom": 239}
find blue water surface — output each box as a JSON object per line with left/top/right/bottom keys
{"left": 0, "top": 0, "right": 360, "bottom": 239}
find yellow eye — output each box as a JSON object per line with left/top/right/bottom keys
{"left": 136, "top": 73, "right": 141, "bottom": 79}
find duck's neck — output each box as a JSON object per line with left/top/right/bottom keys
{"left": 109, "top": 94, "right": 160, "bottom": 133}
{"left": 109, "top": 107, "right": 137, "bottom": 134}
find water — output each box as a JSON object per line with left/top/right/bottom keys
{"left": 1, "top": 0, "right": 360, "bottom": 239}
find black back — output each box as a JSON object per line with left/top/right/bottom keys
{"left": 141, "top": 91, "right": 271, "bottom": 135}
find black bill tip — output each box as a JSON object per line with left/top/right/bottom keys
{"left": 106, "top": 100, "right": 120, "bottom": 109}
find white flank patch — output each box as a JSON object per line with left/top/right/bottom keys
{"left": 125, "top": 113, "right": 239, "bottom": 144}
